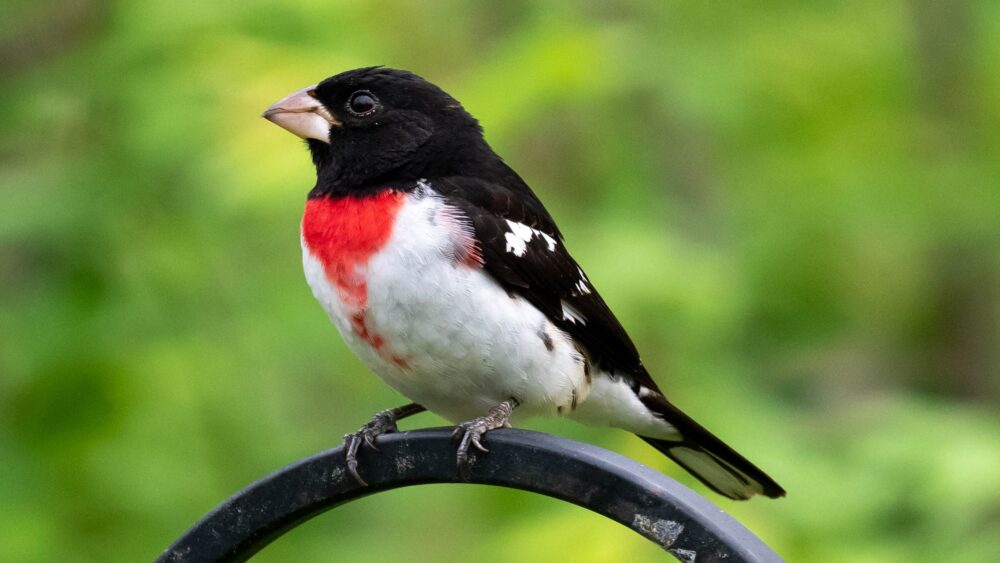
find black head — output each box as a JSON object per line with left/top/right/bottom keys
{"left": 263, "top": 67, "right": 503, "bottom": 196}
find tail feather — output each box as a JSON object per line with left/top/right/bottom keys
{"left": 638, "top": 394, "right": 786, "bottom": 500}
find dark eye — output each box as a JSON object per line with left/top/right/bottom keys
{"left": 347, "top": 91, "right": 378, "bottom": 116}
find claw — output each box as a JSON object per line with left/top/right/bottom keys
{"left": 346, "top": 458, "right": 367, "bottom": 486}
{"left": 343, "top": 429, "right": 375, "bottom": 486}
{"left": 344, "top": 437, "right": 367, "bottom": 486}
{"left": 471, "top": 436, "right": 488, "bottom": 453}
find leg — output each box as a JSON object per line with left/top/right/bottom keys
{"left": 344, "top": 403, "right": 425, "bottom": 486}
{"left": 451, "top": 398, "right": 519, "bottom": 480}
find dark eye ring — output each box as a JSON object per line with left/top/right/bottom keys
{"left": 347, "top": 90, "right": 379, "bottom": 116}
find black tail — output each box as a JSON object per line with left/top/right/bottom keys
{"left": 638, "top": 395, "right": 785, "bottom": 500}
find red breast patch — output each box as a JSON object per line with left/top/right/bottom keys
{"left": 302, "top": 191, "right": 409, "bottom": 368}
{"left": 302, "top": 190, "right": 405, "bottom": 307}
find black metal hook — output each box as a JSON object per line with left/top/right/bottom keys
{"left": 156, "top": 428, "right": 781, "bottom": 562}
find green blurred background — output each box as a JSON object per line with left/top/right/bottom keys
{"left": 2, "top": 1, "right": 999, "bottom": 561}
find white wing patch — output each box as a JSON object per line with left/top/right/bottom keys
{"left": 573, "top": 267, "right": 592, "bottom": 296}
{"left": 561, "top": 300, "right": 586, "bottom": 325}
{"left": 504, "top": 219, "right": 557, "bottom": 257}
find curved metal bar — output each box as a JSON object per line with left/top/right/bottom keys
{"left": 156, "top": 428, "right": 781, "bottom": 562}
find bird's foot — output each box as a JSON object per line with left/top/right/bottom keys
{"left": 342, "top": 403, "right": 425, "bottom": 486}
{"left": 343, "top": 409, "right": 400, "bottom": 486}
{"left": 451, "top": 398, "right": 518, "bottom": 480}
{"left": 344, "top": 409, "right": 399, "bottom": 486}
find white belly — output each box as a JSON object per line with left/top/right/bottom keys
{"left": 303, "top": 187, "right": 591, "bottom": 423}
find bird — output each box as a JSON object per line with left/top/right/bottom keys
{"left": 262, "top": 66, "right": 785, "bottom": 500}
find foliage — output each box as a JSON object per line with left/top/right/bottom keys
{"left": 1, "top": 1, "right": 998, "bottom": 561}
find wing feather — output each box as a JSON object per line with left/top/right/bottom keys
{"left": 431, "top": 176, "right": 658, "bottom": 390}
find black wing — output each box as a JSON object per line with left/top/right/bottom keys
{"left": 430, "top": 175, "right": 656, "bottom": 390}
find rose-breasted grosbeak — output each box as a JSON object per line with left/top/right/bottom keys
{"left": 263, "top": 67, "right": 784, "bottom": 500}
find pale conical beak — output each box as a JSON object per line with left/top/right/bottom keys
{"left": 262, "top": 85, "right": 340, "bottom": 143}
